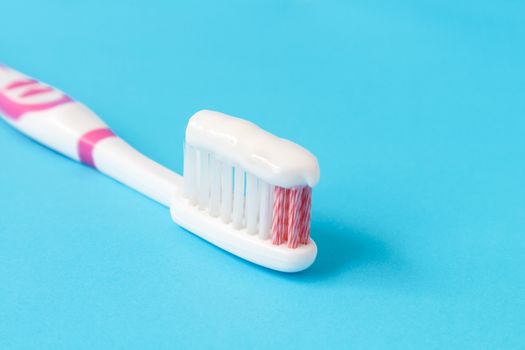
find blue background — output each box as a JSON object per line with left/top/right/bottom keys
{"left": 1, "top": 1, "right": 524, "bottom": 349}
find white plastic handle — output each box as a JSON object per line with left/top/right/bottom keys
{"left": 0, "top": 64, "right": 182, "bottom": 206}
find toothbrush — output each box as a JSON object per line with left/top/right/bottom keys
{"left": 0, "top": 64, "right": 320, "bottom": 272}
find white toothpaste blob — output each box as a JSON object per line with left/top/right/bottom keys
{"left": 185, "top": 110, "right": 320, "bottom": 188}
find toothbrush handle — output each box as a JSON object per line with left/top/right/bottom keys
{"left": 0, "top": 64, "right": 182, "bottom": 206}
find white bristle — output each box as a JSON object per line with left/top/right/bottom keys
{"left": 209, "top": 155, "right": 221, "bottom": 217}
{"left": 245, "top": 173, "right": 259, "bottom": 234}
{"left": 184, "top": 149, "right": 282, "bottom": 240}
{"left": 198, "top": 150, "right": 210, "bottom": 209}
{"left": 220, "top": 162, "right": 233, "bottom": 223}
{"left": 232, "top": 166, "right": 245, "bottom": 229}
{"left": 258, "top": 182, "right": 272, "bottom": 239}
{"left": 184, "top": 149, "right": 274, "bottom": 237}
{"left": 183, "top": 144, "right": 197, "bottom": 205}
{"left": 184, "top": 148, "right": 275, "bottom": 239}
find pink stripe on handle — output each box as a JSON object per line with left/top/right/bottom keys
{"left": 0, "top": 77, "right": 72, "bottom": 120}
{"left": 0, "top": 92, "right": 72, "bottom": 120}
{"left": 6, "top": 79, "right": 38, "bottom": 90}
{"left": 78, "top": 128, "right": 115, "bottom": 168}
{"left": 20, "top": 86, "right": 54, "bottom": 97}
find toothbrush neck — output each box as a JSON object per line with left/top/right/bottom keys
{"left": 93, "top": 136, "right": 183, "bottom": 207}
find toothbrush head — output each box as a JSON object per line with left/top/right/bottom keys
{"left": 170, "top": 110, "right": 320, "bottom": 272}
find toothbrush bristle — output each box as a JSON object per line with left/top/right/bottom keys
{"left": 299, "top": 187, "right": 312, "bottom": 245}
{"left": 183, "top": 145, "right": 313, "bottom": 248}
{"left": 287, "top": 188, "right": 302, "bottom": 248}
{"left": 271, "top": 187, "right": 287, "bottom": 245}
{"left": 272, "top": 186, "right": 312, "bottom": 247}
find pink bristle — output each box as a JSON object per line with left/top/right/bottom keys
{"left": 299, "top": 187, "right": 312, "bottom": 244}
{"left": 272, "top": 186, "right": 313, "bottom": 248}
{"left": 287, "top": 187, "right": 302, "bottom": 248}
{"left": 282, "top": 188, "right": 290, "bottom": 241}
{"left": 271, "top": 186, "right": 286, "bottom": 244}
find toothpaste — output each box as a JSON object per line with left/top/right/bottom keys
{"left": 186, "top": 110, "right": 320, "bottom": 188}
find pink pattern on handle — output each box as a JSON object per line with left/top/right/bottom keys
{"left": 78, "top": 128, "right": 115, "bottom": 168}
{"left": 6, "top": 79, "right": 38, "bottom": 90}
{"left": 20, "top": 86, "right": 54, "bottom": 98}
{"left": 0, "top": 75, "right": 72, "bottom": 120}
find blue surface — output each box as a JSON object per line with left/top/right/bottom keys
{"left": 1, "top": 1, "right": 524, "bottom": 349}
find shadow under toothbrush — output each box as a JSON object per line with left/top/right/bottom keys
{"left": 175, "top": 213, "right": 409, "bottom": 286}
{"left": 297, "top": 217, "right": 395, "bottom": 279}
{"left": 256, "top": 215, "right": 411, "bottom": 286}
